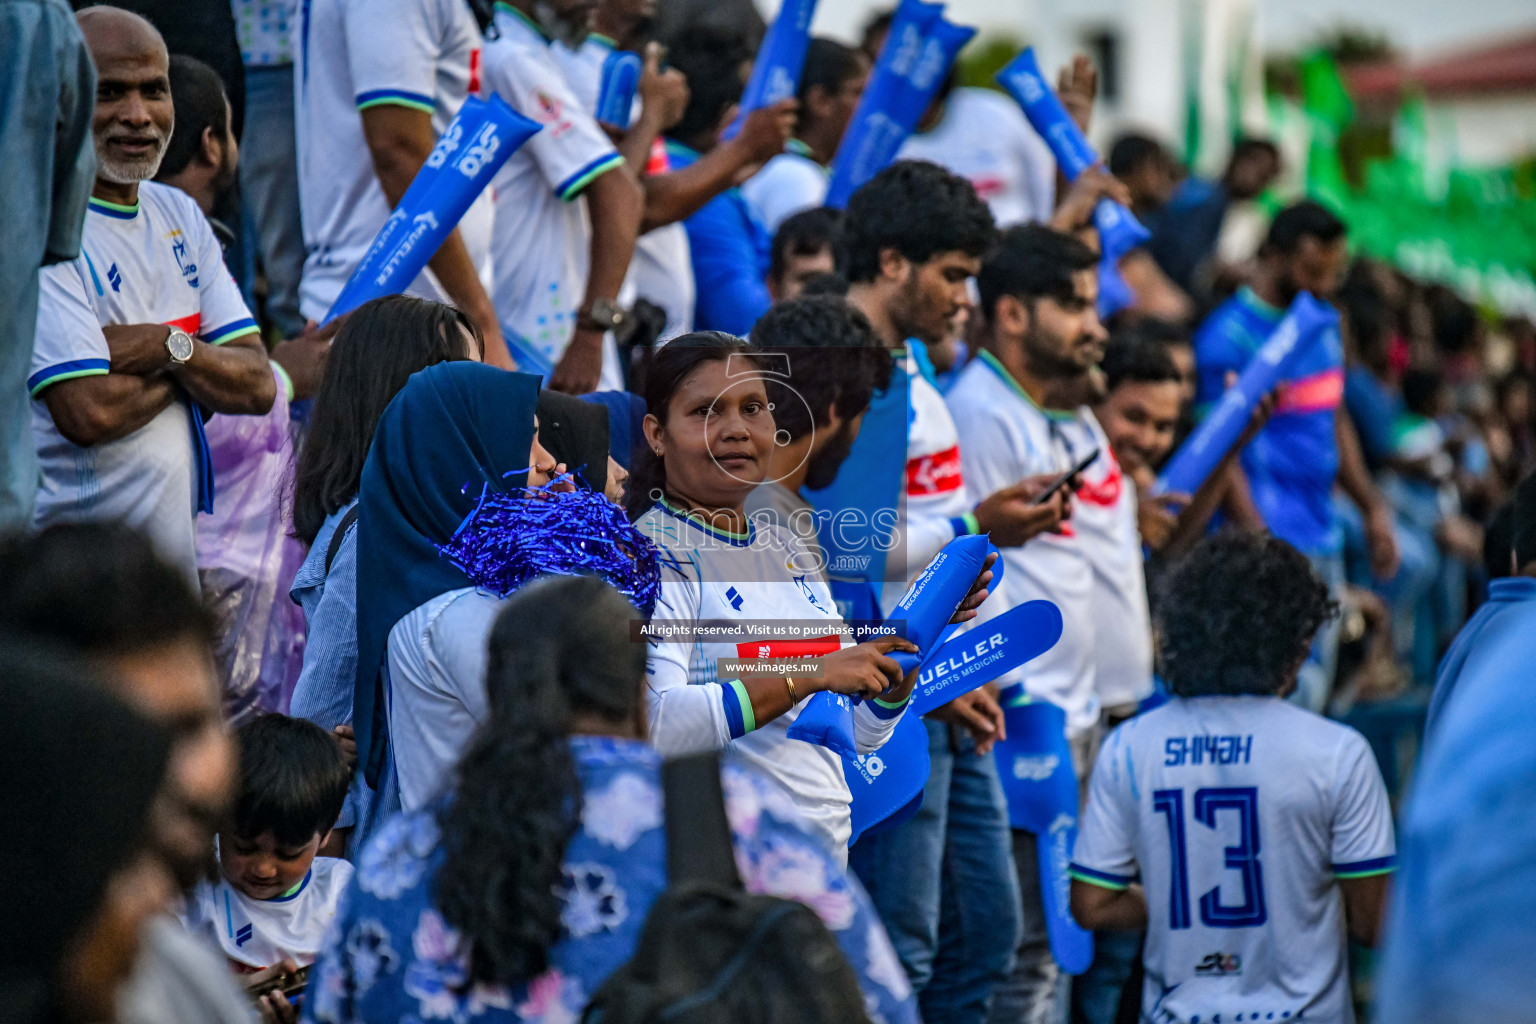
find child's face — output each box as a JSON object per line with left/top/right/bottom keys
{"left": 219, "top": 829, "right": 323, "bottom": 901}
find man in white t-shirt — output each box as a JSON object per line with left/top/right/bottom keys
{"left": 1072, "top": 531, "right": 1395, "bottom": 1024}
{"left": 293, "top": 0, "right": 508, "bottom": 365}
{"left": 948, "top": 223, "right": 1108, "bottom": 1023}
{"left": 32, "top": 8, "right": 274, "bottom": 583}
{"left": 483, "top": 0, "right": 643, "bottom": 393}
{"left": 740, "top": 37, "right": 869, "bottom": 233}
{"left": 840, "top": 161, "right": 1069, "bottom": 1024}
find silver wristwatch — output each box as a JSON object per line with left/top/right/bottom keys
{"left": 577, "top": 298, "right": 635, "bottom": 341}
{"left": 165, "top": 327, "right": 195, "bottom": 365}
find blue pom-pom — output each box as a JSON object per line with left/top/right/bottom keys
{"left": 437, "top": 487, "right": 662, "bottom": 616}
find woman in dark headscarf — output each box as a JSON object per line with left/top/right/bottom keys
{"left": 536, "top": 390, "right": 619, "bottom": 498}
{"left": 351, "top": 363, "right": 660, "bottom": 835}
{"left": 1, "top": 644, "right": 173, "bottom": 1024}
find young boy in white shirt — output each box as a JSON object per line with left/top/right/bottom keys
{"left": 184, "top": 715, "right": 353, "bottom": 972}
{"left": 1071, "top": 530, "right": 1396, "bottom": 1024}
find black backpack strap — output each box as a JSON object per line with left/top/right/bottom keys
{"left": 324, "top": 506, "right": 361, "bottom": 576}
{"left": 662, "top": 751, "right": 742, "bottom": 890}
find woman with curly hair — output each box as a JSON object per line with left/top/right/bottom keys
{"left": 1068, "top": 530, "right": 1397, "bottom": 1024}
{"left": 303, "top": 576, "right": 920, "bottom": 1024}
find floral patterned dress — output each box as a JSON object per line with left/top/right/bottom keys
{"left": 303, "top": 736, "right": 919, "bottom": 1024}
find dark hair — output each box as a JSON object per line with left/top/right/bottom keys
{"left": 435, "top": 577, "right": 649, "bottom": 986}
{"left": 1108, "top": 133, "right": 1167, "bottom": 178}
{"left": 664, "top": 25, "right": 753, "bottom": 148}
{"left": 800, "top": 271, "right": 850, "bottom": 297}
{"left": 1263, "top": 200, "right": 1347, "bottom": 257}
{"left": 800, "top": 37, "right": 864, "bottom": 106}
{"left": 771, "top": 207, "right": 843, "bottom": 284}
{"left": 628, "top": 331, "right": 761, "bottom": 517}
{"left": 1100, "top": 333, "right": 1182, "bottom": 392}
{"left": 1513, "top": 470, "right": 1536, "bottom": 572}
{"left": 749, "top": 296, "right": 892, "bottom": 442}
{"left": 1157, "top": 530, "right": 1337, "bottom": 697}
{"left": 1429, "top": 287, "right": 1479, "bottom": 355}
{"left": 292, "top": 295, "right": 482, "bottom": 544}
{"left": 229, "top": 715, "right": 349, "bottom": 847}
{"left": 841, "top": 160, "right": 996, "bottom": 284}
{"left": 1230, "top": 136, "right": 1280, "bottom": 168}
{"left": 0, "top": 523, "right": 213, "bottom": 656}
{"left": 976, "top": 223, "right": 1099, "bottom": 319}
{"left": 1400, "top": 368, "right": 1444, "bottom": 418}
{"left": 157, "top": 55, "right": 229, "bottom": 179}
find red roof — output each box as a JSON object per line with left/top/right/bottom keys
{"left": 1345, "top": 32, "right": 1536, "bottom": 101}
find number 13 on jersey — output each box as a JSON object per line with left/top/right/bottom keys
{"left": 1153, "top": 786, "right": 1267, "bottom": 929}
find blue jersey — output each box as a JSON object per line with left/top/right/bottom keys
{"left": 1196, "top": 288, "right": 1344, "bottom": 555}
{"left": 666, "top": 141, "right": 772, "bottom": 336}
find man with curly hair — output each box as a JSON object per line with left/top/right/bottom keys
{"left": 1069, "top": 530, "right": 1396, "bottom": 1024}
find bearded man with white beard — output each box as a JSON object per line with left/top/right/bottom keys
{"left": 28, "top": 5, "right": 274, "bottom": 585}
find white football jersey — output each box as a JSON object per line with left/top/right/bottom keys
{"left": 483, "top": 8, "right": 624, "bottom": 385}
{"left": 637, "top": 500, "right": 906, "bottom": 858}
{"left": 553, "top": 33, "right": 695, "bottom": 343}
{"left": 1073, "top": 697, "right": 1397, "bottom": 1024}
{"left": 294, "top": 0, "right": 492, "bottom": 321}
{"left": 740, "top": 144, "right": 829, "bottom": 234}
{"left": 31, "top": 183, "right": 260, "bottom": 582}
{"left": 946, "top": 351, "right": 1098, "bottom": 734}
{"left": 184, "top": 856, "right": 354, "bottom": 968}
{"left": 899, "top": 88, "right": 1056, "bottom": 228}
{"left": 1061, "top": 412, "right": 1154, "bottom": 710}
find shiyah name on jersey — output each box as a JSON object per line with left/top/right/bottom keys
{"left": 1164, "top": 734, "right": 1253, "bottom": 766}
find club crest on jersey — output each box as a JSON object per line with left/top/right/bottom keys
{"left": 168, "top": 231, "right": 199, "bottom": 288}
{"left": 1194, "top": 952, "right": 1243, "bottom": 976}
{"left": 724, "top": 586, "right": 744, "bottom": 611}
{"left": 106, "top": 263, "right": 122, "bottom": 293}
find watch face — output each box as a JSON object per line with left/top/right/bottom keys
{"left": 168, "top": 330, "right": 194, "bottom": 362}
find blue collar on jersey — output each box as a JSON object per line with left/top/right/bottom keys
{"left": 657, "top": 496, "right": 754, "bottom": 546}
{"left": 266, "top": 869, "right": 312, "bottom": 903}
{"left": 975, "top": 349, "right": 1076, "bottom": 422}
{"left": 494, "top": 1, "right": 549, "bottom": 42}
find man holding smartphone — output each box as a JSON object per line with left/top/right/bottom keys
{"left": 948, "top": 222, "right": 1110, "bottom": 1023}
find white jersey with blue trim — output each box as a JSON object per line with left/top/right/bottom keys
{"left": 30, "top": 182, "right": 260, "bottom": 581}
{"left": 483, "top": 8, "right": 625, "bottom": 386}
{"left": 294, "top": 0, "right": 491, "bottom": 321}
{"left": 1072, "top": 696, "right": 1397, "bottom": 1024}
{"left": 946, "top": 350, "right": 1098, "bottom": 735}
{"left": 636, "top": 500, "right": 905, "bottom": 859}
{"left": 183, "top": 856, "right": 354, "bottom": 969}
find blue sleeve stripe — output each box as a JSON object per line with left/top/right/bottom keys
{"left": 355, "top": 89, "right": 435, "bottom": 112}
{"left": 869, "top": 694, "right": 909, "bottom": 720}
{"left": 203, "top": 318, "right": 260, "bottom": 344}
{"left": 1068, "top": 863, "right": 1134, "bottom": 890}
{"left": 1333, "top": 855, "right": 1397, "bottom": 878}
{"left": 554, "top": 152, "right": 624, "bottom": 201}
{"left": 28, "top": 359, "right": 111, "bottom": 396}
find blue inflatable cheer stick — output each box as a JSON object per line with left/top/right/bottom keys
{"left": 908, "top": 600, "right": 1062, "bottom": 717}
{"left": 595, "top": 49, "right": 642, "bottom": 129}
{"left": 788, "top": 534, "right": 991, "bottom": 756}
{"left": 843, "top": 712, "right": 930, "bottom": 845}
{"left": 995, "top": 48, "right": 1149, "bottom": 260}
{"left": 725, "top": 0, "right": 819, "bottom": 139}
{"left": 1154, "top": 291, "right": 1339, "bottom": 498}
{"left": 824, "top": 0, "right": 944, "bottom": 208}
{"left": 326, "top": 97, "right": 491, "bottom": 322}
{"left": 325, "top": 95, "right": 539, "bottom": 324}
{"left": 994, "top": 699, "right": 1094, "bottom": 974}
